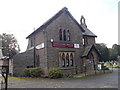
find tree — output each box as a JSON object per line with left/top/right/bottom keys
{"left": 110, "top": 44, "right": 120, "bottom": 61}
{"left": 0, "top": 33, "right": 20, "bottom": 58}
{"left": 95, "top": 43, "right": 110, "bottom": 62}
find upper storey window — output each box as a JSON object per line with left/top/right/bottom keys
{"left": 67, "top": 30, "right": 70, "bottom": 41}
{"left": 59, "top": 29, "right": 62, "bottom": 40}
{"left": 59, "top": 29, "right": 70, "bottom": 41}
{"left": 63, "top": 30, "right": 66, "bottom": 41}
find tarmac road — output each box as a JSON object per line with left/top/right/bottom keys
{"left": 8, "top": 68, "right": 118, "bottom": 88}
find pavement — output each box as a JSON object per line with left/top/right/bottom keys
{"left": 5, "top": 68, "right": 118, "bottom": 88}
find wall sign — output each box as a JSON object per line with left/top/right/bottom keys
{"left": 36, "top": 43, "right": 44, "bottom": 49}
{"left": 52, "top": 42, "right": 79, "bottom": 48}
{"left": 74, "top": 44, "right": 80, "bottom": 48}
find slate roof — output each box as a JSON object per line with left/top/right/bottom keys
{"left": 26, "top": 7, "right": 85, "bottom": 39}
{"left": 82, "top": 45, "right": 93, "bottom": 57}
{"left": 82, "top": 45, "right": 100, "bottom": 57}
{"left": 81, "top": 24, "right": 97, "bottom": 37}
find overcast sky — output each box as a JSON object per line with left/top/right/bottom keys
{"left": 0, "top": 0, "right": 119, "bottom": 52}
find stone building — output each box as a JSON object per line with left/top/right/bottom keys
{"left": 13, "top": 7, "right": 100, "bottom": 76}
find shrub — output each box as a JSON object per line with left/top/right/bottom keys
{"left": 62, "top": 72, "right": 74, "bottom": 78}
{"left": 23, "top": 67, "right": 43, "bottom": 77}
{"left": 48, "top": 68, "right": 62, "bottom": 78}
{"left": 62, "top": 73, "right": 69, "bottom": 78}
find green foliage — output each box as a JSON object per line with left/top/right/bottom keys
{"left": 110, "top": 44, "right": 120, "bottom": 61}
{"left": 23, "top": 67, "right": 43, "bottom": 77}
{"left": 0, "top": 33, "right": 20, "bottom": 58}
{"left": 62, "top": 73, "right": 69, "bottom": 78}
{"left": 48, "top": 68, "right": 62, "bottom": 78}
{"left": 95, "top": 43, "right": 110, "bottom": 62}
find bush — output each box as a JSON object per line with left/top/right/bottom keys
{"left": 48, "top": 68, "right": 62, "bottom": 78}
{"left": 62, "top": 72, "right": 74, "bottom": 78}
{"left": 23, "top": 67, "right": 43, "bottom": 77}
{"left": 62, "top": 73, "right": 69, "bottom": 78}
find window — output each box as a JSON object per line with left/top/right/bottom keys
{"left": 70, "top": 53, "right": 73, "bottom": 66}
{"left": 59, "top": 52, "right": 74, "bottom": 67}
{"left": 66, "top": 53, "right": 69, "bottom": 67}
{"left": 59, "top": 29, "right": 62, "bottom": 40}
{"left": 84, "top": 37, "right": 88, "bottom": 46}
{"left": 67, "top": 30, "right": 70, "bottom": 41}
{"left": 62, "top": 53, "right": 65, "bottom": 67}
{"left": 63, "top": 30, "right": 66, "bottom": 41}
{"left": 82, "top": 38, "right": 85, "bottom": 45}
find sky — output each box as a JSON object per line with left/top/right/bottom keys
{"left": 0, "top": 0, "right": 119, "bottom": 52}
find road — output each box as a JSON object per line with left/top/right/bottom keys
{"left": 7, "top": 68, "right": 118, "bottom": 88}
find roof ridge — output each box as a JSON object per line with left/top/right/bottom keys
{"left": 26, "top": 7, "right": 84, "bottom": 38}
{"left": 26, "top": 7, "right": 68, "bottom": 38}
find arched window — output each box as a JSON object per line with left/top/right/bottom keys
{"left": 70, "top": 53, "right": 73, "bottom": 66}
{"left": 66, "top": 53, "right": 69, "bottom": 67}
{"left": 62, "top": 53, "right": 65, "bottom": 67}
{"left": 63, "top": 30, "right": 66, "bottom": 41}
{"left": 67, "top": 30, "right": 70, "bottom": 41}
{"left": 59, "top": 29, "right": 62, "bottom": 40}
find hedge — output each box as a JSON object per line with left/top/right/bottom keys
{"left": 23, "top": 67, "right": 43, "bottom": 77}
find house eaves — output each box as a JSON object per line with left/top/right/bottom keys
{"left": 81, "top": 24, "right": 97, "bottom": 37}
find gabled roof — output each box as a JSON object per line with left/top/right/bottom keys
{"left": 26, "top": 7, "right": 85, "bottom": 39}
{"left": 81, "top": 24, "right": 97, "bottom": 37}
{"left": 82, "top": 44, "right": 100, "bottom": 58}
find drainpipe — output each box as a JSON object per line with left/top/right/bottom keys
{"left": 33, "top": 28, "right": 36, "bottom": 67}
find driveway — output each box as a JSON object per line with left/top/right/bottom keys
{"left": 7, "top": 68, "right": 118, "bottom": 88}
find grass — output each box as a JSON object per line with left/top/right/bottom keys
{"left": 8, "top": 71, "right": 112, "bottom": 81}
{"left": 8, "top": 76, "right": 50, "bottom": 81}
{"left": 74, "top": 72, "right": 112, "bottom": 79}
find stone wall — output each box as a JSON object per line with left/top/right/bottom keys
{"left": 45, "top": 11, "right": 84, "bottom": 73}
{"left": 13, "top": 49, "right": 34, "bottom": 76}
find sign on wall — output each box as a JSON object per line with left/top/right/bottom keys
{"left": 52, "top": 42, "right": 79, "bottom": 48}
{"left": 74, "top": 44, "right": 80, "bottom": 48}
{"left": 36, "top": 43, "right": 45, "bottom": 49}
